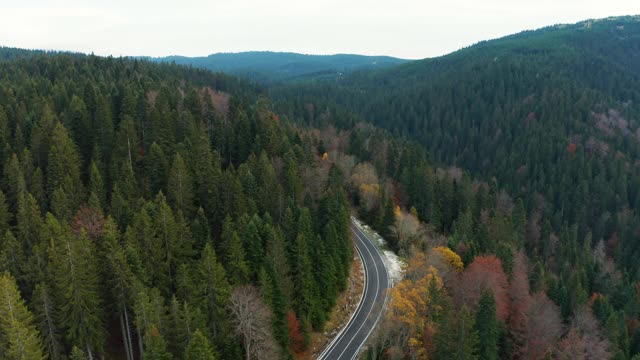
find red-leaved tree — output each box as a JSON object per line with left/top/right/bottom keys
{"left": 557, "top": 305, "right": 611, "bottom": 359}
{"left": 457, "top": 255, "right": 509, "bottom": 321}
{"left": 520, "top": 292, "right": 563, "bottom": 360}
{"left": 287, "top": 311, "right": 305, "bottom": 354}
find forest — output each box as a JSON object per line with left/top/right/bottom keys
{"left": 270, "top": 16, "right": 640, "bottom": 360}
{"left": 0, "top": 52, "right": 356, "bottom": 359}
{"left": 3, "top": 15, "right": 640, "bottom": 360}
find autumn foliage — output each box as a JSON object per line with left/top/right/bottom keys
{"left": 71, "top": 205, "right": 105, "bottom": 241}
{"left": 287, "top": 311, "right": 305, "bottom": 354}
{"left": 458, "top": 255, "right": 509, "bottom": 321}
{"left": 385, "top": 255, "right": 444, "bottom": 359}
{"left": 433, "top": 246, "right": 464, "bottom": 272}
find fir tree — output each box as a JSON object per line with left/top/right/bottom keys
{"left": 0, "top": 272, "right": 46, "bottom": 360}
{"left": 184, "top": 329, "right": 217, "bottom": 360}
{"left": 168, "top": 152, "right": 194, "bottom": 216}
{"left": 48, "top": 215, "right": 105, "bottom": 358}
{"left": 476, "top": 290, "right": 499, "bottom": 360}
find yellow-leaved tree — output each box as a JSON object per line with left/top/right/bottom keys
{"left": 382, "top": 253, "right": 447, "bottom": 359}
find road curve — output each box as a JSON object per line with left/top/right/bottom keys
{"left": 317, "top": 218, "right": 390, "bottom": 360}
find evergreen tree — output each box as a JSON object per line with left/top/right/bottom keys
{"left": 143, "top": 325, "right": 172, "bottom": 360}
{"left": 435, "top": 305, "right": 479, "bottom": 360}
{"left": 47, "top": 122, "right": 83, "bottom": 209}
{"left": 168, "top": 152, "right": 194, "bottom": 216}
{"left": 88, "top": 161, "right": 106, "bottom": 210}
{"left": 184, "top": 329, "right": 217, "bottom": 360}
{"left": 69, "top": 346, "right": 85, "bottom": 360}
{"left": 220, "top": 217, "right": 250, "bottom": 284}
{"left": 146, "top": 142, "right": 168, "bottom": 197}
{"left": 48, "top": 214, "right": 105, "bottom": 358}
{"left": 31, "top": 282, "right": 63, "bottom": 360}
{"left": 196, "top": 243, "right": 231, "bottom": 339}
{"left": 476, "top": 290, "right": 499, "bottom": 360}
{"left": 0, "top": 272, "right": 46, "bottom": 360}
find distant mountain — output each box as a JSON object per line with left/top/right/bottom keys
{"left": 145, "top": 51, "right": 410, "bottom": 83}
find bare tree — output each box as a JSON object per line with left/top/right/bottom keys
{"left": 556, "top": 305, "right": 611, "bottom": 359}
{"left": 390, "top": 209, "right": 424, "bottom": 255}
{"left": 229, "top": 285, "right": 280, "bottom": 360}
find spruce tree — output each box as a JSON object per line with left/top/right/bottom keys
{"left": 47, "top": 122, "right": 83, "bottom": 209}
{"left": 31, "top": 282, "right": 63, "bottom": 360}
{"left": 142, "top": 325, "right": 172, "bottom": 360}
{"left": 476, "top": 290, "right": 498, "bottom": 360}
{"left": 88, "top": 161, "right": 106, "bottom": 210}
{"left": 0, "top": 272, "right": 46, "bottom": 360}
{"left": 168, "top": 152, "right": 194, "bottom": 216}
{"left": 196, "top": 243, "right": 231, "bottom": 338}
{"left": 184, "top": 329, "right": 217, "bottom": 360}
{"left": 48, "top": 214, "right": 105, "bottom": 358}
{"left": 435, "top": 305, "right": 479, "bottom": 360}
{"left": 69, "top": 346, "right": 85, "bottom": 360}
{"left": 220, "top": 217, "right": 249, "bottom": 284}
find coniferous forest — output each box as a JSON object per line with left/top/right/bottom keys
{"left": 0, "top": 53, "right": 354, "bottom": 359}
{"left": 3, "top": 14, "right": 640, "bottom": 360}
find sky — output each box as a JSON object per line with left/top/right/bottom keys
{"left": 1, "top": 0, "right": 639, "bottom": 60}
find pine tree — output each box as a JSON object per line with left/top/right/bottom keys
{"left": 0, "top": 230, "right": 24, "bottom": 283}
{"left": 435, "top": 305, "right": 479, "bottom": 360}
{"left": 184, "top": 329, "right": 217, "bottom": 360}
{"left": 69, "top": 346, "right": 85, "bottom": 360}
{"left": 88, "top": 161, "right": 106, "bottom": 210}
{"left": 142, "top": 325, "right": 172, "bottom": 360}
{"left": 103, "top": 217, "right": 136, "bottom": 360}
{"left": 133, "top": 285, "right": 166, "bottom": 357}
{"left": 31, "top": 282, "right": 63, "bottom": 360}
{"left": 292, "top": 233, "right": 314, "bottom": 322}
{"left": 196, "top": 243, "right": 231, "bottom": 338}
{"left": 47, "top": 122, "right": 84, "bottom": 209}
{"left": 187, "top": 124, "right": 221, "bottom": 223}
{"left": 146, "top": 142, "right": 168, "bottom": 196}
{"left": 220, "top": 217, "right": 250, "bottom": 284}
{"left": 48, "top": 214, "right": 105, "bottom": 358}
{"left": 243, "top": 216, "right": 264, "bottom": 280}
{"left": 284, "top": 156, "right": 303, "bottom": 204}
{"left": 51, "top": 186, "right": 72, "bottom": 221}
{"left": 0, "top": 272, "right": 46, "bottom": 360}
{"left": 168, "top": 152, "right": 194, "bottom": 216}
{"left": 3, "top": 153, "right": 24, "bottom": 211}
{"left": 152, "top": 192, "right": 180, "bottom": 291}
{"left": 476, "top": 290, "right": 498, "bottom": 360}
{"left": 192, "top": 207, "right": 211, "bottom": 252}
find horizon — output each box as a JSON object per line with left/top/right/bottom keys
{"left": 1, "top": 1, "right": 638, "bottom": 60}
{"left": 4, "top": 15, "right": 639, "bottom": 62}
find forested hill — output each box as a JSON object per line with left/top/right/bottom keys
{"left": 145, "top": 51, "right": 409, "bottom": 84}
{"left": 276, "top": 15, "right": 640, "bottom": 273}
{"left": 0, "top": 50, "right": 355, "bottom": 359}
{"left": 267, "top": 16, "right": 640, "bottom": 358}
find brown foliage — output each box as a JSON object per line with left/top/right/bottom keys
{"left": 457, "top": 255, "right": 509, "bottom": 321}
{"left": 556, "top": 305, "right": 611, "bottom": 359}
{"left": 287, "top": 311, "right": 305, "bottom": 354}
{"left": 72, "top": 205, "right": 105, "bottom": 241}
{"left": 515, "top": 292, "right": 563, "bottom": 360}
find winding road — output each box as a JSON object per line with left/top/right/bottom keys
{"left": 317, "top": 218, "right": 390, "bottom": 360}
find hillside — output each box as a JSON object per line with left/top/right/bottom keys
{"left": 272, "top": 16, "right": 640, "bottom": 358}
{"left": 6, "top": 15, "right": 640, "bottom": 360}
{"left": 276, "top": 16, "right": 640, "bottom": 268}
{"left": 0, "top": 49, "right": 359, "bottom": 359}
{"left": 146, "top": 51, "right": 409, "bottom": 84}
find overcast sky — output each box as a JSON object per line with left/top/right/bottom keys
{"left": 1, "top": 0, "right": 639, "bottom": 60}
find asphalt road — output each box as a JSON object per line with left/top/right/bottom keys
{"left": 317, "top": 218, "right": 390, "bottom": 360}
